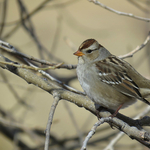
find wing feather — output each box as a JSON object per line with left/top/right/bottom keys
{"left": 95, "top": 56, "right": 145, "bottom": 101}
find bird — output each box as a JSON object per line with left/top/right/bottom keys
{"left": 74, "top": 39, "right": 150, "bottom": 116}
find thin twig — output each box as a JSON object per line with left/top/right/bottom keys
{"left": 127, "top": 0, "right": 149, "bottom": 13}
{"left": 0, "top": 40, "right": 77, "bottom": 69}
{"left": 88, "top": 0, "right": 150, "bottom": 22}
{"left": 50, "top": 15, "right": 62, "bottom": 53}
{"left": 0, "top": 0, "right": 7, "bottom": 38}
{"left": 0, "top": 117, "right": 30, "bottom": 130}
{"left": 3, "top": 0, "right": 52, "bottom": 39}
{"left": 17, "top": 0, "right": 61, "bottom": 61}
{"left": 44, "top": 92, "right": 60, "bottom": 150}
{"left": 0, "top": 109, "right": 44, "bottom": 144}
{"left": 0, "top": 71, "right": 32, "bottom": 109}
{"left": 81, "top": 117, "right": 112, "bottom": 150}
{"left": 103, "top": 132, "right": 124, "bottom": 150}
{"left": 0, "top": 60, "right": 63, "bottom": 70}
{"left": 63, "top": 102, "right": 83, "bottom": 145}
{"left": 17, "top": 0, "right": 45, "bottom": 59}
{"left": 119, "top": 31, "right": 150, "bottom": 59}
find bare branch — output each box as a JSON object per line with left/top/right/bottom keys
{"left": 82, "top": 115, "right": 150, "bottom": 149}
{"left": 27, "top": 61, "right": 85, "bottom": 95}
{"left": 0, "top": 116, "right": 30, "bottom": 130}
{"left": 0, "top": 71, "right": 32, "bottom": 108}
{"left": 104, "top": 106, "right": 150, "bottom": 150}
{"left": 103, "top": 132, "right": 124, "bottom": 150}
{"left": 3, "top": 0, "right": 52, "bottom": 39}
{"left": 1, "top": 1, "right": 150, "bottom": 149}
{"left": 119, "top": 31, "right": 150, "bottom": 59}
{"left": 1, "top": 53, "right": 150, "bottom": 148}
{"left": 0, "top": 107, "right": 44, "bottom": 144}
{"left": 88, "top": 0, "right": 150, "bottom": 22}
{"left": 81, "top": 117, "right": 112, "bottom": 150}
{"left": 0, "top": 40, "right": 77, "bottom": 69}
{"left": 0, "top": 0, "right": 7, "bottom": 38}
{"left": 63, "top": 102, "right": 83, "bottom": 145}
{"left": 44, "top": 92, "right": 60, "bottom": 150}
{"left": 0, "top": 60, "right": 64, "bottom": 71}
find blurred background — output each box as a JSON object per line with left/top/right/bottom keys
{"left": 0, "top": 0, "right": 150, "bottom": 149}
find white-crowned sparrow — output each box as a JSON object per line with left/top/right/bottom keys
{"left": 74, "top": 39, "right": 150, "bottom": 115}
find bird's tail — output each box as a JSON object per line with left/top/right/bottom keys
{"left": 140, "top": 88, "right": 150, "bottom": 105}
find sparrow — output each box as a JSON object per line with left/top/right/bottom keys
{"left": 74, "top": 39, "right": 150, "bottom": 115}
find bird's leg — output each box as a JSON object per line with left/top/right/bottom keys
{"left": 95, "top": 104, "right": 123, "bottom": 129}
{"left": 107, "top": 104, "right": 123, "bottom": 129}
{"left": 110, "top": 104, "right": 123, "bottom": 118}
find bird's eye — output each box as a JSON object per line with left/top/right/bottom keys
{"left": 86, "top": 50, "right": 93, "bottom": 53}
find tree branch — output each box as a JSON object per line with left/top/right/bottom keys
{"left": 88, "top": 0, "right": 150, "bottom": 22}
{"left": 44, "top": 92, "right": 60, "bottom": 150}
{"left": 104, "top": 106, "right": 150, "bottom": 150}
{"left": 119, "top": 31, "right": 150, "bottom": 59}
{"left": 0, "top": 39, "right": 77, "bottom": 69}
{"left": 0, "top": 53, "right": 150, "bottom": 148}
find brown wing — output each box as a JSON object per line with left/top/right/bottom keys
{"left": 95, "top": 55, "right": 149, "bottom": 104}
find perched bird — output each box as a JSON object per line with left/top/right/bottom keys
{"left": 74, "top": 39, "right": 150, "bottom": 115}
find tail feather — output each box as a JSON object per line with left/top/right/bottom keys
{"left": 142, "top": 97, "right": 150, "bottom": 105}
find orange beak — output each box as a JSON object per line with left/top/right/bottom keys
{"left": 73, "top": 50, "right": 84, "bottom": 56}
